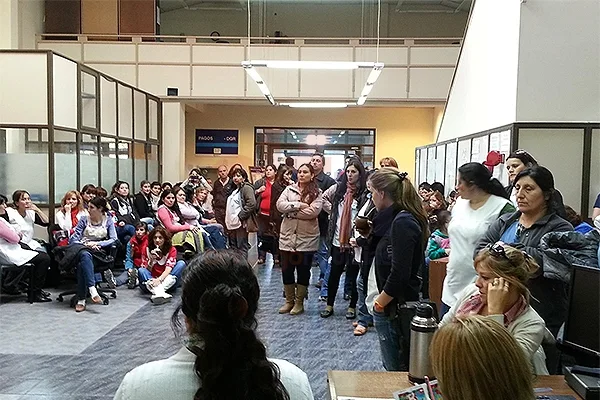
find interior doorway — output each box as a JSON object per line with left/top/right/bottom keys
{"left": 255, "top": 128, "right": 375, "bottom": 178}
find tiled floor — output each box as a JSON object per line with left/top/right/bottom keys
{"left": 0, "top": 253, "right": 383, "bottom": 400}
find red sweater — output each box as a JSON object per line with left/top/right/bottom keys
{"left": 142, "top": 246, "right": 177, "bottom": 278}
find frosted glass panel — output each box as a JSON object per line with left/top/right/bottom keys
{"left": 101, "top": 77, "right": 117, "bottom": 135}
{"left": 54, "top": 131, "right": 77, "bottom": 203}
{"left": 445, "top": 142, "right": 457, "bottom": 194}
{"left": 118, "top": 85, "right": 133, "bottom": 138}
{"left": 118, "top": 141, "right": 133, "bottom": 184}
{"left": 80, "top": 134, "right": 99, "bottom": 187}
{"left": 148, "top": 144, "right": 159, "bottom": 183}
{"left": 149, "top": 99, "right": 158, "bottom": 140}
{"left": 0, "top": 128, "right": 49, "bottom": 203}
{"left": 427, "top": 147, "right": 436, "bottom": 183}
{"left": 101, "top": 137, "right": 117, "bottom": 188}
{"left": 134, "top": 91, "right": 147, "bottom": 141}
{"left": 134, "top": 142, "right": 146, "bottom": 189}
{"left": 81, "top": 71, "right": 97, "bottom": 129}
{"left": 53, "top": 55, "right": 78, "bottom": 129}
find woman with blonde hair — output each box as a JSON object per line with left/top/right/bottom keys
{"left": 440, "top": 242, "right": 548, "bottom": 374}
{"left": 366, "top": 167, "right": 429, "bottom": 371}
{"left": 431, "top": 315, "right": 535, "bottom": 400}
{"left": 55, "top": 190, "right": 87, "bottom": 235}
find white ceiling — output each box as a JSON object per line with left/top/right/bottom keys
{"left": 160, "top": 0, "right": 471, "bottom": 14}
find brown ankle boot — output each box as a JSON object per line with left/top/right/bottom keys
{"left": 279, "top": 284, "right": 295, "bottom": 314}
{"left": 290, "top": 285, "right": 308, "bottom": 315}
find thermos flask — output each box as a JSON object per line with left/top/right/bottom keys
{"left": 408, "top": 303, "right": 438, "bottom": 383}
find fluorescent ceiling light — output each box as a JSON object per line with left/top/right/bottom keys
{"left": 280, "top": 102, "right": 351, "bottom": 108}
{"left": 241, "top": 60, "right": 384, "bottom": 107}
{"left": 250, "top": 60, "right": 377, "bottom": 70}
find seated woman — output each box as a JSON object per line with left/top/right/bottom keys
{"left": 0, "top": 194, "right": 51, "bottom": 302}
{"left": 431, "top": 315, "right": 535, "bottom": 400}
{"left": 193, "top": 187, "right": 214, "bottom": 219}
{"left": 80, "top": 184, "right": 96, "bottom": 209}
{"left": 138, "top": 226, "right": 185, "bottom": 305}
{"left": 175, "top": 186, "right": 225, "bottom": 250}
{"left": 68, "top": 197, "right": 118, "bottom": 312}
{"left": 6, "top": 190, "right": 49, "bottom": 252}
{"left": 156, "top": 189, "right": 204, "bottom": 255}
{"left": 110, "top": 181, "right": 139, "bottom": 246}
{"left": 114, "top": 250, "right": 314, "bottom": 400}
{"left": 440, "top": 242, "right": 548, "bottom": 374}
{"left": 55, "top": 191, "right": 88, "bottom": 241}
{"left": 133, "top": 180, "right": 156, "bottom": 229}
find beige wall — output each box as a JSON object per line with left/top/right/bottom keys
{"left": 184, "top": 104, "right": 437, "bottom": 179}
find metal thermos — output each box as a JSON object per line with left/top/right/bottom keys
{"left": 408, "top": 303, "right": 438, "bottom": 383}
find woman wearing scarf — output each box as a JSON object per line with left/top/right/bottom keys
{"left": 439, "top": 242, "right": 549, "bottom": 375}
{"left": 55, "top": 191, "right": 88, "bottom": 244}
{"left": 320, "top": 159, "right": 369, "bottom": 319}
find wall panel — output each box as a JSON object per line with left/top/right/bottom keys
{"left": 53, "top": 55, "right": 78, "bottom": 129}
{"left": 138, "top": 65, "right": 190, "bottom": 96}
{"left": 409, "top": 68, "right": 454, "bottom": 99}
{"left": 192, "top": 66, "right": 244, "bottom": 97}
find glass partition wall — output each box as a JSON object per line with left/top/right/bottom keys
{"left": 416, "top": 122, "right": 600, "bottom": 218}
{"left": 0, "top": 51, "right": 162, "bottom": 220}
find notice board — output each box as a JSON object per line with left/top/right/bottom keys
{"left": 195, "top": 129, "right": 239, "bottom": 155}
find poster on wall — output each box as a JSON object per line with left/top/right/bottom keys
{"left": 195, "top": 129, "right": 239, "bottom": 155}
{"left": 248, "top": 166, "right": 264, "bottom": 184}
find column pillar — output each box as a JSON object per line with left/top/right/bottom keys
{"left": 161, "top": 102, "right": 186, "bottom": 184}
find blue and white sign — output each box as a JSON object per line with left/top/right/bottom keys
{"left": 195, "top": 129, "right": 239, "bottom": 155}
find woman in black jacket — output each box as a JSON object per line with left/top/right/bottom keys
{"left": 133, "top": 180, "right": 155, "bottom": 229}
{"left": 320, "top": 158, "right": 369, "bottom": 319}
{"left": 367, "top": 168, "right": 429, "bottom": 371}
{"left": 475, "top": 166, "right": 573, "bottom": 338}
{"left": 110, "top": 181, "right": 140, "bottom": 246}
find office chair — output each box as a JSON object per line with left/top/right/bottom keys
{"left": 0, "top": 263, "right": 35, "bottom": 303}
{"left": 55, "top": 245, "right": 118, "bottom": 308}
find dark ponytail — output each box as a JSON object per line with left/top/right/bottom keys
{"left": 458, "top": 162, "right": 509, "bottom": 200}
{"left": 172, "top": 251, "right": 290, "bottom": 400}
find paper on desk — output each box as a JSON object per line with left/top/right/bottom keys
{"left": 338, "top": 397, "right": 394, "bottom": 400}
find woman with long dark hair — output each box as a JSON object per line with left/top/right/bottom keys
{"left": 365, "top": 168, "right": 429, "bottom": 371}
{"left": 320, "top": 158, "right": 369, "bottom": 319}
{"left": 270, "top": 165, "right": 294, "bottom": 265}
{"left": 110, "top": 181, "right": 139, "bottom": 246}
{"left": 114, "top": 250, "right": 314, "bottom": 400}
{"left": 440, "top": 162, "right": 514, "bottom": 318}
{"left": 276, "top": 163, "right": 323, "bottom": 315}
{"left": 254, "top": 164, "right": 278, "bottom": 264}
{"left": 225, "top": 168, "right": 256, "bottom": 257}
{"left": 475, "top": 166, "right": 573, "bottom": 338}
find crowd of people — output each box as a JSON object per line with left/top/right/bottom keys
{"left": 1, "top": 149, "right": 599, "bottom": 400}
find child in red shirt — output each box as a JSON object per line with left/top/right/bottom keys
{"left": 115, "top": 222, "right": 149, "bottom": 289}
{"left": 138, "top": 226, "right": 186, "bottom": 305}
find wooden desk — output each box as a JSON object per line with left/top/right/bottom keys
{"left": 428, "top": 257, "right": 448, "bottom": 314}
{"left": 328, "top": 371, "right": 582, "bottom": 399}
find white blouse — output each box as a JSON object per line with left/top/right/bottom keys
{"left": 55, "top": 209, "right": 88, "bottom": 232}
{"left": 114, "top": 347, "right": 314, "bottom": 400}
{"left": 5, "top": 208, "right": 43, "bottom": 251}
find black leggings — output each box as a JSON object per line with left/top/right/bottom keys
{"left": 4, "top": 252, "right": 50, "bottom": 292}
{"left": 280, "top": 251, "right": 314, "bottom": 286}
{"left": 327, "top": 246, "right": 359, "bottom": 308}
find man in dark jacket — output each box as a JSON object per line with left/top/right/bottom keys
{"left": 311, "top": 153, "right": 336, "bottom": 299}
{"left": 212, "top": 165, "right": 230, "bottom": 235}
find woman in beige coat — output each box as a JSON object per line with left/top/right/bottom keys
{"left": 277, "top": 163, "right": 323, "bottom": 315}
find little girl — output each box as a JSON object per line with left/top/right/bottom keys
{"left": 426, "top": 210, "right": 451, "bottom": 260}
{"left": 115, "top": 222, "right": 148, "bottom": 289}
{"left": 139, "top": 226, "right": 186, "bottom": 305}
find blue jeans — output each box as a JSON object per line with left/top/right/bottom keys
{"left": 138, "top": 260, "right": 186, "bottom": 293}
{"left": 373, "top": 308, "right": 413, "bottom": 371}
{"left": 201, "top": 224, "right": 226, "bottom": 250}
{"left": 316, "top": 236, "right": 330, "bottom": 297}
{"left": 139, "top": 217, "right": 154, "bottom": 231}
{"left": 356, "top": 269, "right": 373, "bottom": 328}
{"left": 117, "top": 224, "right": 136, "bottom": 245}
{"left": 76, "top": 250, "right": 97, "bottom": 300}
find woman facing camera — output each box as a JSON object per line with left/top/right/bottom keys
{"left": 440, "top": 242, "right": 548, "bottom": 374}
{"left": 138, "top": 226, "right": 185, "bottom": 305}
{"left": 277, "top": 163, "right": 323, "bottom": 315}
{"left": 114, "top": 250, "right": 314, "bottom": 400}
{"left": 475, "top": 166, "right": 573, "bottom": 337}
{"left": 6, "top": 190, "right": 49, "bottom": 252}
{"left": 55, "top": 190, "right": 88, "bottom": 236}
{"left": 431, "top": 315, "right": 535, "bottom": 400}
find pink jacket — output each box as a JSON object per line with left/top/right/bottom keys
{"left": 157, "top": 206, "right": 191, "bottom": 233}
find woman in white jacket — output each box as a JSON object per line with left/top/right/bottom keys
{"left": 439, "top": 242, "right": 549, "bottom": 375}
